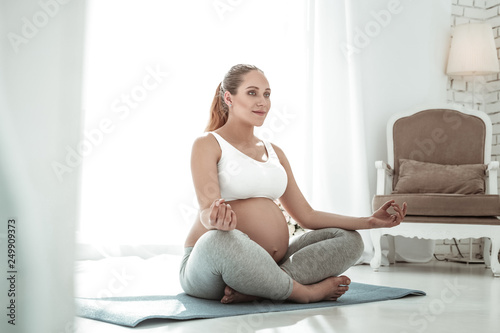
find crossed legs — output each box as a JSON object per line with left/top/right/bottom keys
{"left": 179, "top": 228, "right": 364, "bottom": 304}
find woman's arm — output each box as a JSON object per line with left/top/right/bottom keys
{"left": 191, "top": 134, "right": 237, "bottom": 231}
{"left": 293, "top": 201, "right": 406, "bottom": 230}
{"left": 273, "top": 144, "right": 407, "bottom": 231}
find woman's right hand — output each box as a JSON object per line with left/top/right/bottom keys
{"left": 208, "top": 198, "right": 237, "bottom": 231}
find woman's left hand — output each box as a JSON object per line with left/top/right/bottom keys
{"left": 369, "top": 200, "right": 407, "bottom": 229}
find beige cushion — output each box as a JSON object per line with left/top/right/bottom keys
{"left": 393, "top": 159, "right": 486, "bottom": 195}
{"left": 373, "top": 193, "right": 500, "bottom": 217}
{"left": 398, "top": 215, "right": 500, "bottom": 225}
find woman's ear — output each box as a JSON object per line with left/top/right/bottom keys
{"left": 224, "top": 91, "right": 233, "bottom": 106}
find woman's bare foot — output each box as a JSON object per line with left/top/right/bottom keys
{"left": 220, "top": 276, "right": 351, "bottom": 304}
{"left": 220, "top": 285, "right": 261, "bottom": 304}
{"left": 289, "top": 275, "right": 351, "bottom": 304}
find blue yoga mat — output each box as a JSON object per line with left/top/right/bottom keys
{"left": 75, "top": 282, "right": 425, "bottom": 327}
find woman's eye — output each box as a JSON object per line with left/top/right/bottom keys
{"left": 247, "top": 91, "right": 270, "bottom": 97}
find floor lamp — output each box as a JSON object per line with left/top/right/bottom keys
{"left": 446, "top": 23, "right": 499, "bottom": 263}
{"left": 446, "top": 23, "right": 499, "bottom": 109}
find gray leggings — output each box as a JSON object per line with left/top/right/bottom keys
{"left": 179, "top": 228, "right": 364, "bottom": 301}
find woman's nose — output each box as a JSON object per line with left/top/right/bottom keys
{"left": 256, "top": 95, "right": 267, "bottom": 106}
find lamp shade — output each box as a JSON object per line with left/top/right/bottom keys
{"left": 446, "top": 23, "right": 499, "bottom": 76}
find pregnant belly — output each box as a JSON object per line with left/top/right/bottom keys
{"left": 229, "top": 198, "right": 290, "bottom": 262}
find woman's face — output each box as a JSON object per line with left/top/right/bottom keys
{"left": 225, "top": 70, "right": 271, "bottom": 127}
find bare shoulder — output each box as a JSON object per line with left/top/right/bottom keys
{"left": 270, "top": 143, "right": 291, "bottom": 167}
{"left": 192, "top": 132, "right": 220, "bottom": 152}
{"left": 270, "top": 142, "right": 286, "bottom": 159}
{"left": 191, "top": 133, "right": 222, "bottom": 166}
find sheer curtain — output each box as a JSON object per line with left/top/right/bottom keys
{"left": 305, "top": 0, "right": 371, "bottom": 214}
{"left": 78, "top": 0, "right": 374, "bottom": 260}
{"left": 304, "top": 0, "right": 373, "bottom": 263}
{"left": 0, "top": 1, "right": 85, "bottom": 331}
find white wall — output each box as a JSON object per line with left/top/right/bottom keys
{"left": 353, "top": 0, "right": 451, "bottom": 196}
{"left": 346, "top": 0, "right": 451, "bottom": 261}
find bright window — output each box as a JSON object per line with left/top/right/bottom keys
{"left": 78, "top": 0, "right": 308, "bottom": 247}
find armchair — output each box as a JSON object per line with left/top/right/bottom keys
{"left": 370, "top": 104, "right": 500, "bottom": 277}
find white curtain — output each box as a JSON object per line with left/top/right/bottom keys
{"left": 0, "top": 1, "right": 86, "bottom": 332}
{"left": 304, "top": 0, "right": 374, "bottom": 263}
{"left": 78, "top": 0, "right": 376, "bottom": 261}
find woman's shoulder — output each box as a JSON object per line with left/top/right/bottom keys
{"left": 193, "top": 131, "right": 216, "bottom": 144}
{"left": 267, "top": 142, "right": 291, "bottom": 166}
{"left": 192, "top": 132, "right": 221, "bottom": 154}
{"left": 268, "top": 141, "right": 284, "bottom": 156}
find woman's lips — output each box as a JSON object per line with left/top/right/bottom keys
{"left": 252, "top": 111, "right": 266, "bottom": 116}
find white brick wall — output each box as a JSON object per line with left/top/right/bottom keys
{"left": 441, "top": 0, "right": 500, "bottom": 259}
{"left": 448, "top": 0, "right": 500, "bottom": 179}
{"left": 448, "top": 0, "right": 500, "bottom": 176}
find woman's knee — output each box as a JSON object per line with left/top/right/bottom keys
{"left": 195, "top": 229, "right": 249, "bottom": 255}
{"left": 322, "top": 228, "right": 363, "bottom": 259}
{"left": 344, "top": 230, "right": 364, "bottom": 259}
{"left": 306, "top": 228, "right": 364, "bottom": 257}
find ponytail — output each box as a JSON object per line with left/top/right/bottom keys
{"left": 205, "top": 82, "right": 228, "bottom": 132}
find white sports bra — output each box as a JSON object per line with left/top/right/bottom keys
{"left": 210, "top": 132, "right": 288, "bottom": 202}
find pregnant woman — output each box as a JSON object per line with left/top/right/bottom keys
{"left": 180, "top": 64, "right": 407, "bottom": 304}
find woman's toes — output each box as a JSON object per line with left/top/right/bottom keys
{"left": 339, "top": 275, "right": 351, "bottom": 286}
{"left": 221, "top": 286, "right": 234, "bottom": 303}
{"left": 224, "top": 285, "right": 234, "bottom": 296}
